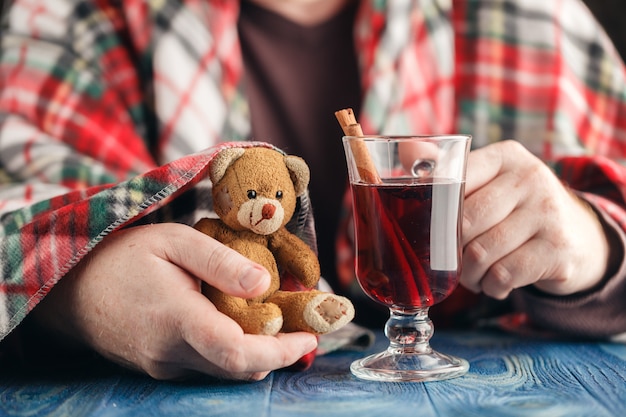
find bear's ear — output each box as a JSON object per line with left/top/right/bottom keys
{"left": 284, "top": 155, "right": 310, "bottom": 196}
{"left": 210, "top": 148, "right": 245, "bottom": 184}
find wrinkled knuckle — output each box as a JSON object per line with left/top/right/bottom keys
{"left": 202, "top": 250, "right": 222, "bottom": 278}
{"left": 539, "top": 227, "right": 568, "bottom": 255}
{"left": 525, "top": 162, "right": 544, "bottom": 179}
{"left": 551, "top": 257, "right": 575, "bottom": 283}
{"left": 218, "top": 346, "right": 249, "bottom": 374}
{"left": 500, "top": 140, "right": 534, "bottom": 166}
{"left": 464, "top": 240, "right": 488, "bottom": 264}
{"left": 539, "top": 194, "right": 558, "bottom": 214}
{"left": 247, "top": 371, "right": 269, "bottom": 382}
{"left": 204, "top": 244, "right": 236, "bottom": 278}
{"left": 462, "top": 213, "right": 473, "bottom": 231}
{"left": 141, "top": 358, "right": 181, "bottom": 381}
{"left": 489, "top": 262, "right": 513, "bottom": 289}
{"left": 464, "top": 204, "right": 485, "bottom": 228}
{"left": 514, "top": 161, "right": 546, "bottom": 191}
{"left": 551, "top": 230, "right": 569, "bottom": 252}
{"left": 163, "top": 229, "right": 196, "bottom": 263}
{"left": 500, "top": 139, "right": 525, "bottom": 154}
{"left": 145, "top": 366, "right": 174, "bottom": 381}
{"left": 276, "top": 346, "right": 293, "bottom": 369}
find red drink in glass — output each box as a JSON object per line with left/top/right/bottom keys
{"left": 342, "top": 134, "right": 471, "bottom": 382}
{"left": 351, "top": 178, "right": 464, "bottom": 310}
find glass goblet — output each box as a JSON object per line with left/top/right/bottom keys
{"left": 342, "top": 135, "right": 471, "bottom": 382}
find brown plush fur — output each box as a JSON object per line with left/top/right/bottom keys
{"left": 194, "top": 147, "right": 354, "bottom": 335}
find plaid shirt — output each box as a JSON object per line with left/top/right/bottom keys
{"left": 1, "top": 0, "right": 626, "bottom": 343}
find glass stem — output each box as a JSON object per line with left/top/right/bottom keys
{"left": 385, "top": 308, "right": 433, "bottom": 354}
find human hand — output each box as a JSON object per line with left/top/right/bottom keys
{"left": 30, "top": 223, "right": 318, "bottom": 381}
{"left": 461, "top": 140, "right": 612, "bottom": 299}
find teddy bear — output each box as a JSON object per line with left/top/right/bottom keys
{"left": 194, "top": 146, "right": 355, "bottom": 336}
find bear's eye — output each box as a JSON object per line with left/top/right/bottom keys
{"left": 247, "top": 190, "right": 257, "bottom": 199}
{"left": 276, "top": 190, "right": 283, "bottom": 199}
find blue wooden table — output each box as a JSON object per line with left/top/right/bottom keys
{"left": 1, "top": 329, "right": 625, "bottom": 416}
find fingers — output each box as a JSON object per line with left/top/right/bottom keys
{"left": 159, "top": 224, "right": 271, "bottom": 298}
{"left": 155, "top": 224, "right": 317, "bottom": 380}
{"left": 471, "top": 239, "right": 552, "bottom": 300}
{"left": 461, "top": 141, "right": 552, "bottom": 298}
{"left": 462, "top": 169, "right": 521, "bottom": 245}
{"left": 461, "top": 207, "right": 539, "bottom": 296}
{"left": 177, "top": 292, "right": 318, "bottom": 380}
{"left": 460, "top": 141, "right": 604, "bottom": 299}
{"left": 464, "top": 142, "right": 504, "bottom": 195}
{"left": 52, "top": 223, "right": 316, "bottom": 382}
{"left": 465, "top": 140, "right": 532, "bottom": 195}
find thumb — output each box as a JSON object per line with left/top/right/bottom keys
{"left": 162, "top": 224, "right": 271, "bottom": 298}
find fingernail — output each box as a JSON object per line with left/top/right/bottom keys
{"left": 239, "top": 264, "right": 270, "bottom": 293}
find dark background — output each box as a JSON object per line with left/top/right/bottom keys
{"left": 584, "top": 0, "right": 626, "bottom": 59}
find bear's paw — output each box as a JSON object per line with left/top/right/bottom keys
{"left": 303, "top": 294, "right": 355, "bottom": 334}
{"left": 261, "top": 316, "right": 283, "bottom": 336}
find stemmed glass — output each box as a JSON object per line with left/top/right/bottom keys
{"left": 342, "top": 135, "right": 471, "bottom": 382}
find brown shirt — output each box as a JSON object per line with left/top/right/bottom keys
{"left": 238, "top": 1, "right": 361, "bottom": 288}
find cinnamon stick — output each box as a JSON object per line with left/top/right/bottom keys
{"left": 335, "top": 108, "right": 382, "bottom": 184}
{"left": 335, "top": 108, "right": 431, "bottom": 307}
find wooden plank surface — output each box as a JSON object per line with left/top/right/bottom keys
{"left": 1, "top": 330, "right": 625, "bottom": 416}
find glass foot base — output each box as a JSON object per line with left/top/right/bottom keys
{"left": 350, "top": 348, "right": 469, "bottom": 383}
